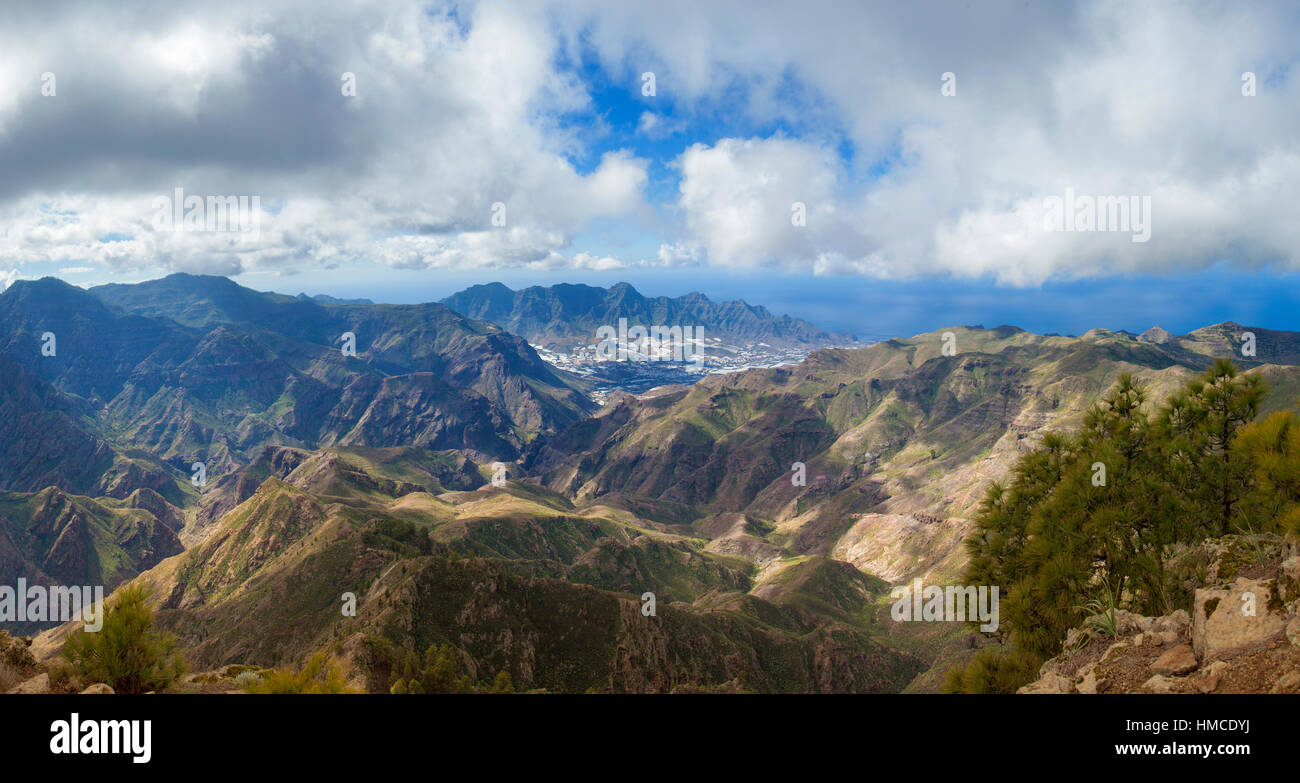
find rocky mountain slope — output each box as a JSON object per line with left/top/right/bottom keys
{"left": 527, "top": 325, "right": 1300, "bottom": 586}
{"left": 10, "top": 283, "right": 1300, "bottom": 692}
{"left": 0, "top": 487, "right": 182, "bottom": 634}
{"left": 0, "top": 274, "right": 598, "bottom": 634}
{"left": 31, "top": 446, "right": 921, "bottom": 693}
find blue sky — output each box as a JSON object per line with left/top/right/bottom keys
{"left": 2, "top": 1, "right": 1299, "bottom": 338}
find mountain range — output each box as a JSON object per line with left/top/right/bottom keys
{"left": 440, "top": 281, "right": 855, "bottom": 350}
{"left": 4, "top": 274, "right": 1299, "bottom": 692}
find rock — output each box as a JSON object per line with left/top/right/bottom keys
{"left": 1154, "top": 609, "right": 1190, "bottom": 637}
{"left": 6, "top": 673, "right": 50, "bottom": 694}
{"left": 1287, "top": 616, "right": 1300, "bottom": 648}
{"left": 1191, "top": 661, "right": 1228, "bottom": 693}
{"left": 1279, "top": 559, "right": 1300, "bottom": 603}
{"left": 1142, "top": 674, "right": 1180, "bottom": 693}
{"left": 1063, "top": 627, "right": 1088, "bottom": 651}
{"left": 1076, "top": 663, "right": 1099, "bottom": 694}
{"left": 1114, "top": 610, "right": 1154, "bottom": 635}
{"left": 1150, "top": 644, "right": 1198, "bottom": 676}
{"left": 1270, "top": 670, "right": 1300, "bottom": 694}
{"left": 80, "top": 683, "right": 114, "bottom": 694}
{"left": 1017, "top": 672, "right": 1074, "bottom": 694}
{"left": 1192, "top": 578, "right": 1287, "bottom": 662}
{"left": 1101, "top": 640, "right": 1130, "bottom": 663}
{"left": 1140, "top": 630, "right": 1178, "bottom": 647}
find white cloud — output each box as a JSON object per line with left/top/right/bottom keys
{"left": 0, "top": 1, "right": 651, "bottom": 277}
{"left": 561, "top": 0, "right": 1300, "bottom": 284}
{"left": 1, "top": 1, "right": 1298, "bottom": 286}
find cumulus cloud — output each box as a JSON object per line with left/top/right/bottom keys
{"left": 1, "top": 0, "right": 1298, "bottom": 285}
{"left": 0, "top": 0, "right": 650, "bottom": 276}
{"left": 559, "top": 0, "right": 1300, "bottom": 283}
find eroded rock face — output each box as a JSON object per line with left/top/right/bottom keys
{"left": 1192, "top": 578, "right": 1287, "bottom": 662}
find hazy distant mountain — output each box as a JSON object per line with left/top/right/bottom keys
{"left": 299, "top": 293, "right": 374, "bottom": 305}
{"left": 441, "top": 281, "right": 855, "bottom": 350}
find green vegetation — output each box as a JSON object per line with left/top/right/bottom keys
{"left": 62, "top": 584, "right": 186, "bottom": 694}
{"left": 368, "top": 640, "right": 512, "bottom": 694}
{"left": 243, "top": 652, "right": 358, "bottom": 693}
{"left": 948, "top": 360, "right": 1300, "bottom": 692}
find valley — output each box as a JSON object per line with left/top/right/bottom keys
{"left": 3, "top": 275, "right": 1299, "bottom": 693}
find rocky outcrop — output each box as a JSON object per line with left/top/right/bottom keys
{"left": 1019, "top": 539, "right": 1300, "bottom": 694}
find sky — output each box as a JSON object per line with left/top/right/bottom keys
{"left": 1, "top": 0, "right": 1299, "bottom": 340}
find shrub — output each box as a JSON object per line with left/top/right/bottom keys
{"left": 244, "top": 652, "right": 358, "bottom": 694}
{"left": 62, "top": 584, "right": 185, "bottom": 694}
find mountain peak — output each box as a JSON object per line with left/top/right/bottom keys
{"left": 5, "top": 275, "right": 85, "bottom": 296}
{"left": 606, "top": 281, "right": 644, "bottom": 301}
{"left": 1137, "top": 326, "right": 1176, "bottom": 344}
{"left": 2, "top": 276, "right": 115, "bottom": 317}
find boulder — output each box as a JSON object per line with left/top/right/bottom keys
{"left": 80, "top": 683, "right": 114, "bottom": 694}
{"left": 1192, "top": 578, "right": 1286, "bottom": 662}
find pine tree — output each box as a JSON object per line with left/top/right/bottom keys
{"left": 490, "top": 670, "right": 515, "bottom": 694}
{"left": 62, "top": 584, "right": 185, "bottom": 694}
{"left": 949, "top": 363, "right": 1273, "bottom": 691}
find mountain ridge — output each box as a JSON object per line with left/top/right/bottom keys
{"left": 440, "top": 280, "right": 856, "bottom": 350}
